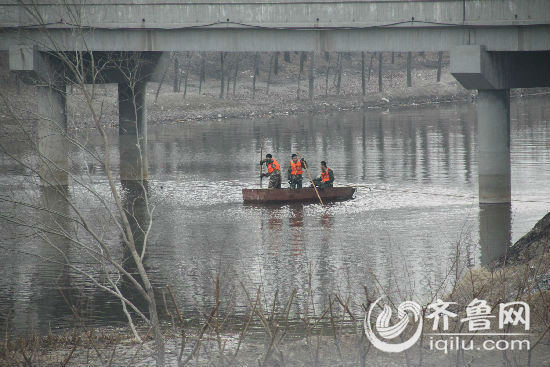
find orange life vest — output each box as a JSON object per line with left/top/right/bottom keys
{"left": 289, "top": 160, "right": 303, "bottom": 175}
{"left": 321, "top": 167, "right": 331, "bottom": 182}
{"left": 267, "top": 159, "right": 280, "bottom": 174}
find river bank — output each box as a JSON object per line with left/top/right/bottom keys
{"left": 2, "top": 49, "right": 550, "bottom": 129}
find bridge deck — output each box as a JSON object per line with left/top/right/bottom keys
{"left": 1, "top": 0, "right": 549, "bottom": 52}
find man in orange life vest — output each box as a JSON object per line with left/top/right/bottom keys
{"left": 312, "top": 161, "right": 334, "bottom": 189}
{"left": 260, "top": 154, "right": 282, "bottom": 188}
{"left": 287, "top": 154, "right": 306, "bottom": 189}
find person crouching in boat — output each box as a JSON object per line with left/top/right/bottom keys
{"left": 287, "top": 154, "right": 306, "bottom": 189}
{"left": 312, "top": 161, "right": 334, "bottom": 189}
{"left": 260, "top": 154, "right": 282, "bottom": 188}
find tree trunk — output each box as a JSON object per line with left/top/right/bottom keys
{"left": 173, "top": 56, "right": 180, "bottom": 93}
{"left": 199, "top": 53, "right": 205, "bottom": 95}
{"left": 361, "top": 51, "right": 366, "bottom": 96}
{"left": 297, "top": 63, "right": 302, "bottom": 100}
{"left": 436, "top": 51, "right": 443, "bottom": 82}
{"left": 183, "top": 53, "right": 190, "bottom": 99}
{"left": 233, "top": 54, "right": 239, "bottom": 95}
{"left": 308, "top": 51, "right": 314, "bottom": 100}
{"left": 336, "top": 52, "right": 342, "bottom": 95}
{"left": 378, "top": 52, "right": 383, "bottom": 93}
{"left": 299, "top": 51, "right": 307, "bottom": 73}
{"left": 252, "top": 52, "right": 259, "bottom": 99}
{"left": 219, "top": 52, "right": 225, "bottom": 99}
{"left": 407, "top": 51, "right": 413, "bottom": 87}
{"left": 325, "top": 53, "right": 331, "bottom": 96}
{"left": 284, "top": 51, "right": 291, "bottom": 63}
{"left": 154, "top": 62, "right": 169, "bottom": 104}
{"left": 226, "top": 68, "right": 230, "bottom": 97}
{"left": 267, "top": 53, "right": 274, "bottom": 95}
{"left": 273, "top": 52, "right": 279, "bottom": 75}
{"left": 367, "top": 52, "right": 375, "bottom": 82}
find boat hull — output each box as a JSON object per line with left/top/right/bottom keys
{"left": 242, "top": 187, "right": 356, "bottom": 203}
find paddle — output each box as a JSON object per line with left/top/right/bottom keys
{"left": 259, "top": 137, "right": 264, "bottom": 188}
{"left": 298, "top": 152, "right": 324, "bottom": 206}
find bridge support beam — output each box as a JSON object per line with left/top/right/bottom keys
{"left": 477, "top": 90, "right": 511, "bottom": 204}
{"left": 119, "top": 81, "right": 148, "bottom": 181}
{"left": 451, "top": 45, "right": 550, "bottom": 204}
{"left": 9, "top": 45, "right": 69, "bottom": 186}
{"left": 37, "top": 86, "right": 69, "bottom": 186}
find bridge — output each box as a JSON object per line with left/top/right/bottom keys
{"left": 1, "top": 0, "right": 550, "bottom": 207}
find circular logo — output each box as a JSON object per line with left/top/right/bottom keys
{"left": 364, "top": 296, "right": 423, "bottom": 353}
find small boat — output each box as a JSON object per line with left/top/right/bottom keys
{"left": 242, "top": 187, "right": 356, "bottom": 204}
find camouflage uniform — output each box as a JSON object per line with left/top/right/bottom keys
{"left": 313, "top": 168, "right": 334, "bottom": 189}
{"left": 268, "top": 171, "right": 282, "bottom": 189}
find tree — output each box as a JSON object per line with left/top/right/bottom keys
{"left": 308, "top": 51, "right": 315, "bottom": 100}
{"left": 436, "top": 51, "right": 443, "bottom": 82}
{"left": 0, "top": 4, "right": 166, "bottom": 366}
{"left": 378, "top": 52, "right": 383, "bottom": 93}
{"left": 407, "top": 52, "right": 413, "bottom": 87}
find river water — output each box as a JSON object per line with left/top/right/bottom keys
{"left": 1, "top": 95, "right": 550, "bottom": 333}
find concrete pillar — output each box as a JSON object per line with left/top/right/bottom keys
{"left": 37, "top": 85, "right": 69, "bottom": 186}
{"left": 119, "top": 81, "right": 148, "bottom": 181}
{"left": 479, "top": 203, "right": 511, "bottom": 265}
{"left": 477, "top": 89, "right": 511, "bottom": 204}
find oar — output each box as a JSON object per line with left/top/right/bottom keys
{"left": 259, "top": 137, "right": 264, "bottom": 188}
{"left": 298, "top": 153, "right": 324, "bottom": 206}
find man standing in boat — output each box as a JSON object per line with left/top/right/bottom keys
{"left": 312, "top": 161, "right": 334, "bottom": 189}
{"left": 260, "top": 154, "right": 282, "bottom": 189}
{"left": 287, "top": 154, "right": 306, "bottom": 189}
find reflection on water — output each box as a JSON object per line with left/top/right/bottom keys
{"left": 2, "top": 95, "right": 550, "bottom": 332}
{"left": 479, "top": 203, "right": 512, "bottom": 265}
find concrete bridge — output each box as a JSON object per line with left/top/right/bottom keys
{"left": 1, "top": 0, "right": 550, "bottom": 206}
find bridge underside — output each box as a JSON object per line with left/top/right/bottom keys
{"left": 1, "top": 26, "right": 550, "bottom": 53}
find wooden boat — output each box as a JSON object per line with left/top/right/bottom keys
{"left": 242, "top": 186, "right": 356, "bottom": 204}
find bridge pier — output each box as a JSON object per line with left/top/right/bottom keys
{"left": 9, "top": 46, "right": 69, "bottom": 186}
{"left": 37, "top": 85, "right": 69, "bottom": 186}
{"left": 451, "top": 45, "right": 550, "bottom": 261}
{"left": 477, "top": 90, "right": 511, "bottom": 204}
{"left": 119, "top": 81, "right": 148, "bottom": 182}
{"left": 451, "top": 45, "right": 550, "bottom": 204}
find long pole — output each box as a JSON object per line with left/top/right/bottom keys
{"left": 259, "top": 138, "right": 264, "bottom": 188}
{"left": 298, "top": 153, "right": 323, "bottom": 206}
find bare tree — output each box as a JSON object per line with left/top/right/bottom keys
{"left": 233, "top": 53, "right": 240, "bottom": 95}
{"left": 308, "top": 51, "right": 315, "bottom": 100}
{"left": 199, "top": 52, "right": 206, "bottom": 95}
{"left": 436, "top": 51, "right": 443, "bottom": 82}
{"left": 335, "top": 52, "right": 343, "bottom": 95}
{"left": 252, "top": 52, "right": 259, "bottom": 99}
{"left": 378, "top": 52, "right": 383, "bottom": 93}
{"left": 325, "top": 52, "right": 331, "bottom": 96}
{"left": 367, "top": 52, "right": 375, "bottom": 82}
{"left": 407, "top": 51, "right": 413, "bottom": 87}
{"left": 267, "top": 53, "right": 274, "bottom": 95}
{"left": 283, "top": 51, "right": 291, "bottom": 63}
{"left": 361, "top": 52, "right": 366, "bottom": 96}
{"left": 173, "top": 55, "right": 180, "bottom": 93}
{"left": 219, "top": 52, "right": 225, "bottom": 99}
{"left": 0, "top": 4, "right": 167, "bottom": 366}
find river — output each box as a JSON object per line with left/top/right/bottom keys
{"left": 1, "top": 95, "right": 550, "bottom": 333}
